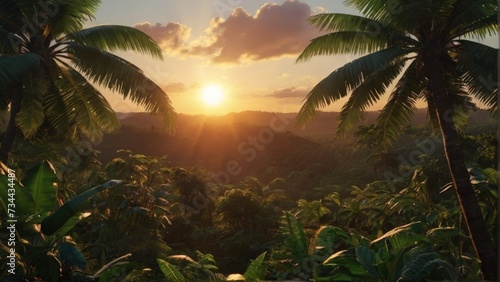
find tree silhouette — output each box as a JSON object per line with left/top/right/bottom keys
{"left": 0, "top": 0, "right": 175, "bottom": 163}
{"left": 296, "top": 0, "right": 497, "bottom": 279}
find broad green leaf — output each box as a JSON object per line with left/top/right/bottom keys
{"left": 483, "top": 168, "right": 498, "bottom": 186}
{"left": 0, "top": 163, "right": 34, "bottom": 216}
{"left": 324, "top": 250, "right": 370, "bottom": 277}
{"left": 310, "top": 226, "right": 352, "bottom": 256}
{"left": 41, "top": 180, "right": 123, "bottom": 236}
{"left": 157, "top": 258, "right": 186, "bottom": 281}
{"left": 355, "top": 246, "right": 381, "bottom": 278}
{"left": 283, "top": 212, "right": 308, "bottom": 261}
{"left": 243, "top": 252, "right": 267, "bottom": 281}
{"left": 399, "top": 250, "right": 455, "bottom": 281}
{"left": 23, "top": 161, "right": 58, "bottom": 214}
{"left": 371, "top": 222, "right": 427, "bottom": 255}
{"left": 51, "top": 212, "right": 91, "bottom": 239}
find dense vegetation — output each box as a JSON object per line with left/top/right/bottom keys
{"left": 0, "top": 110, "right": 497, "bottom": 281}
{"left": 0, "top": 0, "right": 497, "bottom": 281}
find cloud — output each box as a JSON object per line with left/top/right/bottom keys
{"left": 184, "top": 0, "right": 320, "bottom": 64}
{"left": 163, "top": 82, "right": 189, "bottom": 93}
{"left": 271, "top": 87, "right": 309, "bottom": 99}
{"left": 134, "top": 22, "right": 191, "bottom": 51}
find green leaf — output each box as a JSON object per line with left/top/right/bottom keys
{"left": 41, "top": 180, "right": 123, "bottom": 236}
{"left": 337, "top": 59, "right": 406, "bottom": 136}
{"left": 355, "top": 246, "right": 381, "bottom": 278}
{"left": 297, "top": 47, "right": 409, "bottom": 127}
{"left": 483, "top": 168, "right": 498, "bottom": 186}
{"left": 376, "top": 61, "right": 424, "bottom": 146}
{"left": 66, "top": 25, "right": 163, "bottom": 59}
{"left": 48, "top": 0, "right": 101, "bottom": 36}
{"left": 23, "top": 161, "right": 58, "bottom": 214}
{"left": 0, "top": 163, "right": 34, "bottom": 216}
{"left": 324, "top": 250, "right": 370, "bottom": 277}
{"left": 243, "top": 252, "right": 267, "bottom": 281}
{"left": 56, "top": 66, "right": 120, "bottom": 140}
{"left": 398, "top": 248, "right": 456, "bottom": 281}
{"left": 309, "top": 226, "right": 352, "bottom": 256}
{"left": 65, "top": 43, "right": 176, "bottom": 132}
{"left": 157, "top": 258, "right": 186, "bottom": 281}
{"left": 51, "top": 212, "right": 91, "bottom": 239}
{"left": 16, "top": 74, "right": 47, "bottom": 138}
{"left": 371, "top": 222, "right": 427, "bottom": 255}
{"left": 455, "top": 40, "right": 497, "bottom": 109}
{"left": 282, "top": 212, "right": 308, "bottom": 262}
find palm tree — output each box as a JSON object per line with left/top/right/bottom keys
{"left": 0, "top": 0, "right": 175, "bottom": 164}
{"left": 296, "top": 0, "right": 497, "bottom": 279}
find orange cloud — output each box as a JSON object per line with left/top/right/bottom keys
{"left": 271, "top": 87, "right": 309, "bottom": 99}
{"left": 134, "top": 22, "right": 190, "bottom": 51}
{"left": 185, "top": 0, "right": 320, "bottom": 64}
{"left": 163, "top": 82, "right": 189, "bottom": 93}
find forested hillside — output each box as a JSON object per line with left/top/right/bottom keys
{"left": 0, "top": 0, "right": 497, "bottom": 280}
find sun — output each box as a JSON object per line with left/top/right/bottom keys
{"left": 201, "top": 85, "right": 224, "bottom": 106}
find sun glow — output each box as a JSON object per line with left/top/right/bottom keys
{"left": 201, "top": 85, "right": 224, "bottom": 106}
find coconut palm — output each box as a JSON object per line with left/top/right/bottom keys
{"left": 0, "top": 0, "right": 175, "bottom": 163}
{"left": 296, "top": 0, "right": 497, "bottom": 279}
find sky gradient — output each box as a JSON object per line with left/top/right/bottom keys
{"left": 89, "top": 0, "right": 498, "bottom": 116}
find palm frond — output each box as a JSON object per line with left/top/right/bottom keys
{"left": 65, "top": 43, "right": 175, "bottom": 131}
{"left": 297, "top": 47, "right": 409, "bottom": 126}
{"left": 455, "top": 40, "right": 497, "bottom": 110}
{"left": 64, "top": 25, "right": 163, "bottom": 59}
{"left": 57, "top": 66, "right": 120, "bottom": 140}
{"left": 297, "top": 31, "right": 391, "bottom": 62}
{"left": 0, "top": 54, "right": 40, "bottom": 86}
{"left": 376, "top": 61, "right": 425, "bottom": 146}
{"left": 452, "top": 14, "right": 498, "bottom": 40}
{"left": 49, "top": 0, "right": 101, "bottom": 36}
{"left": 449, "top": 0, "right": 497, "bottom": 40}
{"left": 308, "top": 13, "right": 405, "bottom": 34}
{"left": 16, "top": 74, "right": 46, "bottom": 138}
{"left": 43, "top": 78, "right": 72, "bottom": 136}
{"left": 443, "top": 72, "right": 474, "bottom": 131}
{"left": 344, "top": 0, "right": 430, "bottom": 33}
{"left": 337, "top": 60, "right": 407, "bottom": 136}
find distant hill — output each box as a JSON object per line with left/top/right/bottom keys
{"left": 116, "top": 108, "right": 496, "bottom": 139}
{"left": 96, "top": 121, "right": 337, "bottom": 185}
{"left": 96, "top": 109, "right": 496, "bottom": 185}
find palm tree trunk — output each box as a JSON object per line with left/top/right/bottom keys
{"left": 426, "top": 50, "right": 497, "bottom": 280}
{"left": 0, "top": 84, "right": 22, "bottom": 164}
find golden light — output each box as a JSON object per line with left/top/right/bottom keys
{"left": 201, "top": 85, "right": 224, "bottom": 106}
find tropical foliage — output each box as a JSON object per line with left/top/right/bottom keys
{"left": 0, "top": 0, "right": 497, "bottom": 281}
{"left": 0, "top": 0, "right": 175, "bottom": 164}
{"left": 296, "top": 0, "right": 497, "bottom": 278}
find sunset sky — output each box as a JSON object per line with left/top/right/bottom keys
{"left": 88, "top": 0, "right": 498, "bottom": 116}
